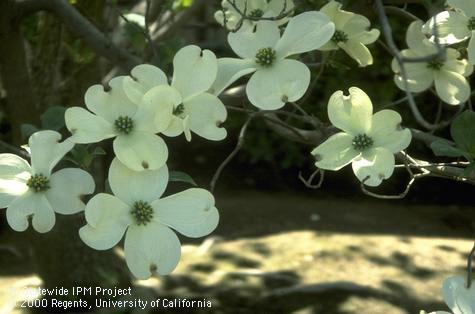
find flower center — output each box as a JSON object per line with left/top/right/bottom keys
{"left": 468, "top": 17, "right": 475, "bottom": 30}
{"left": 331, "top": 30, "right": 348, "bottom": 43}
{"left": 27, "top": 174, "right": 50, "bottom": 192}
{"left": 173, "top": 104, "right": 185, "bottom": 117}
{"left": 249, "top": 9, "right": 264, "bottom": 18}
{"left": 255, "top": 47, "right": 276, "bottom": 67}
{"left": 426, "top": 59, "right": 444, "bottom": 70}
{"left": 352, "top": 134, "right": 373, "bottom": 151}
{"left": 131, "top": 200, "right": 154, "bottom": 226}
{"left": 114, "top": 116, "right": 134, "bottom": 134}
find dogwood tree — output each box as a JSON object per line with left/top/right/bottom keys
{"left": 0, "top": 0, "right": 474, "bottom": 312}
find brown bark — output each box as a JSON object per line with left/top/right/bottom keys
{"left": 1, "top": 1, "right": 131, "bottom": 306}
{"left": 0, "top": 0, "right": 40, "bottom": 145}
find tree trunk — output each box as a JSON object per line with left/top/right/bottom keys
{"left": 0, "top": 1, "right": 131, "bottom": 310}
{"left": 0, "top": 0, "right": 40, "bottom": 144}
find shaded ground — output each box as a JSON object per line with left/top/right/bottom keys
{"left": 0, "top": 191, "right": 474, "bottom": 314}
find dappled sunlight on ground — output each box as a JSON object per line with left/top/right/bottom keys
{"left": 0, "top": 193, "right": 473, "bottom": 313}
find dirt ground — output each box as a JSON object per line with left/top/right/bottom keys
{"left": 0, "top": 191, "right": 474, "bottom": 314}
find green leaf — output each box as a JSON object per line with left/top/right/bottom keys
{"left": 463, "top": 163, "right": 475, "bottom": 178}
{"left": 430, "top": 140, "right": 466, "bottom": 157}
{"left": 451, "top": 110, "right": 475, "bottom": 159}
{"left": 40, "top": 106, "right": 66, "bottom": 131}
{"left": 169, "top": 171, "right": 197, "bottom": 186}
{"left": 20, "top": 123, "right": 39, "bottom": 139}
{"left": 67, "top": 145, "right": 105, "bottom": 170}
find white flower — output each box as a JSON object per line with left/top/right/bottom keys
{"left": 210, "top": 12, "right": 335, "bottom": 109}
{"left": 422, "top": 275, "right": 475, "bottom": 314}
{"left": 423, "top": 0, "right": 475, "bottom": 64}
{"left": 318, "top": 0, "right": 380, "bottom": 67}
{"left": 0, "top": 131, "right": 95, "bottom": 233}
{"left": 65, "top": 75, "right": 169, "bottom": 171}
{"left": 123, "top": 45, "right": 227, "bottom": 142}
{"left": 214, "top": 0, "right": 295, "bottom": 30}
{"left": 392, "top": 20, "right": 473, "bottom": 105}
{"left": 311, "top": 87, "right": 412, "bottom": 186}
{"left": 79, "top": 158, "right": 219, "bottom": 279}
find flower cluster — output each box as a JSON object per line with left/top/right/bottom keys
{"left": 215, "top": 0, "right": 295, "bottom": 30}
{"left": 393, "top": 16, "right": 474, "bottom": 105}
{"left": 0, "top": 131, "right": 94, "bottom": 233}
{"left": 423, "top": 0, "right": 475, "bottom": 65}
{"left": 318, "top": 1, "right": 380, "bottom": 67}
{"left": 311, "top": 87, "right": 412, "bottom": 186}
{"left": 0, "top": 45, "right": 225, "bottom": 278}
{"left": 8, "top": 0, "right": 472, "bottom": 280}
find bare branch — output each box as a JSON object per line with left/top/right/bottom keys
{"left": 210, "top": 113, "right": 255, "bottom": 193}
{"left": 299, "top": 169, "right": 324, "bottom": 189}
{"left": 373, "top": 0, "right": 452, "bottom": 131}
{"left": 360, "top": 173, "right": 425, "bottom": 199}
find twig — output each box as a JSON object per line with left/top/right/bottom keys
{"left": 360, "top": 173, "right": 426, "bottom": 199}
{"left": 151, "top": 0, "right": 206, "bottom": 42}
{"left": 210, "top": 113, "right": 256, "bottom": 193}
{"left": 223, "top": 0, "right": 293, "bottom": 32}
{"left": 374, "top": 0, "right": 450, "bottom": 130}
{"left": 115, "top": 0, "right": 158, "bottom": 62}
{"left": 383, "top": 5, "right": 419, "bottom": 21}
{"left": 299, "top": 53, "right": 328, "bottom": 106}
{"left": 299, "top": 169, "right": 324, "bottom": 189}
{"left": 0, "top": 140, "right": 29, "bottom": 158}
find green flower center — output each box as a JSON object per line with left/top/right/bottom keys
{"left": 352, "top": 134, "right": 374, "bottom": 151}
{"left": 427, "top": 59, "right": 444, "bottom": 70}
{"left": 331, "top": 30, "right": 348, "bottom": 43}
{"left": 249, "top": 9, "right": 264, "bottom": 18}
{"left": 131, "top": 200, "right": 154, "bottom": 226}
{"left": 468, "top": 17, "right": 475, "bottom": 30}
{"left": 27, "top": 174, "right": 50, "bottom": 192}
{"left": 114, "top": 116, "right": 134, "bottom": 134}
{"left": 255, "top": 47, "right": 276, "bottom": 67}
{"left": 173, "top": 104, "right": 185, "bottom": 117}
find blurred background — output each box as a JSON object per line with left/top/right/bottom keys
{"left": 0, "top": 0, "right": 474, "bottom": 313}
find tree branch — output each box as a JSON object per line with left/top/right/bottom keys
{"left": 15, "top": 0, "right": 140, "bottom": 70}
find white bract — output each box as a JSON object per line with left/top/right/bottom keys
{"left": 311, "top": 87, "right": 412, "bottom": 186}
{"left": 79, "top": 158, "right": 219, "bottom": 279}
{"left": 318, "top": 0, "right": 380, "bottom": 67}
{"left": 123, "top": 45, "right": 227, "bottom": 142}
{"left": 65, "top": 75, "right": 169, "bottom": 172}
{"left": 0, "top": 131, "right": 94, "bottom": 233}
{"left": 392, "top": 21, "right": 473, "bottom": 105}
{"left": 423, "top": 0, "right": 475, "bottom": 64}
{"left": 210, "top": 12, "right": 335, "bottom": 110}
{"left": 422, "top": 275, "right": 475, "bottom": 314}
{"left": 214, "top": 0, "right": 295, "bottom": 30}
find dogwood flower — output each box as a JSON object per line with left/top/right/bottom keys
{"left": 214, "top": 0, "right": 295, "bottom": 30}
{"left": 210, "top": 12, "right": 335, "bottom": 110}
{"left": 318, "top": 0, "right": 380, "bottom": 67}
{"left": 423, "top": 0, "right": 475, "bottom": 64}
{"left": 421, "top": 275, "right": 475, "bottom": 314}
{"left": 123, "top": 45, "right": 227, "bottom": 142}
{"left": 0, "top": 131, "right": 94, "bottom": 233}
{"left": 311, "top": 87, "right": 412, "bottom": 186}
{"left": 392, "top": 21, "right": 473, "bottom": 105}
{"left": 65, "top": 75, "right": 169, "bottom": 171}
{"left": 79, "top": 158, "right": 219, "bottom": 279}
